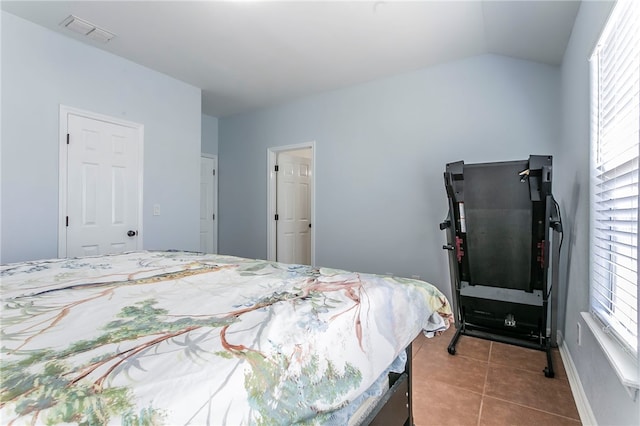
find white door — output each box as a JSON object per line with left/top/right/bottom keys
{"left": 65, "top": 113, "right": 141, "bottom": 257}
{"left": 276, "top": 153, "right": 311, "bottom": 265}
{"left": 200, "top": 156, "right": 218, "bottom": 253}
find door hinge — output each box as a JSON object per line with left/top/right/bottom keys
{"left": 213, "top": 169, "right": 216, "bottom": 176}
{"left": 275, "top": 214, "right": 279, "bottom": 221}
{"left": 66, "top": 134, "right": 70, "bottom": 145}
{"left": 212, "top": 213, "right": 215, "bottom": 220}
{"left": 274, "top": 165, "right": 279, "bottom": 172}
{"left": 66, "top": 216, "right": 69, "bottom": 227}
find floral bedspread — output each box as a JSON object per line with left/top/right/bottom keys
{"left": 0, "top": 251, "right": 452, "bottom": 425}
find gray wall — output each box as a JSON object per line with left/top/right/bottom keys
{"left": 219, "top": 54, "right": 561, "bottom": 298}
{"left": 1, "top": 12, "right": 202, "bottom": 263}
{"left": 557, "top": 1, "right": 639, "bottom": 424}
{"left": 202, "top": 114, "right": 219, "bottom": 155}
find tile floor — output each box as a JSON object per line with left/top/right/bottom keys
{"left": 411, "top": 327, "right": 581, "bottom": 426}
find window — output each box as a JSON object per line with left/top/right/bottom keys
{"left": 590, "top": 0, "right": 639, "bottom": 358}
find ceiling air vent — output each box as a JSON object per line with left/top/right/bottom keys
{"left": 60, "top": 15, "right": 115, "bottom": 43}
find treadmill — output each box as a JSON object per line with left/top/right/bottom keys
{"left": 440, "top": 155, "right": 562, "bottom": 378}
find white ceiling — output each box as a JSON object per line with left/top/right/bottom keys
{"left": 2, "top": 1, "right": 581, "bottom": 117}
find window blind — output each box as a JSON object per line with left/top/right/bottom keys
{"left": 590, "top": 0, "right": 639, "bottom": 355}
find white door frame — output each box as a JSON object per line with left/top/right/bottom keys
{"left": 58, "top": 105, "right": 144, "bottom": 258}
{"left": 267, "top": 142, "right": 315, "bottom": 265}
{"left": 201, "top": 153, "right": 218, "bottom": 254}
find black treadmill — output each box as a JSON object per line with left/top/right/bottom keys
{"left": 440, "top": 155, "right": 562, "bottom": 378}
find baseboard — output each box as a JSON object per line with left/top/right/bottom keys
{"left": 558, "top": 332, "right": 597, "bottom": 425}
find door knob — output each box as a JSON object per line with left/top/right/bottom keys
{"left": 127, "top": 230, "right": 137, "bottom": 237}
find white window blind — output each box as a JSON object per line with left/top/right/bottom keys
{"left": 590, "top": 0, "right": 639, "bottom": 356}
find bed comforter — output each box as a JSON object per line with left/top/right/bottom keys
{"left": 1, "top": 251, "right": 452, "bottom": 425}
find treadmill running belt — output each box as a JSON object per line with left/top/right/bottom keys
{"left": 464, "top": 161, "right": 532, "bottom": 290}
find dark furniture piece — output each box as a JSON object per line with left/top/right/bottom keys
{"left": 440, "top": 155, "right": 562, "bottom": 377}
{"left": 362, "top": 344, "right": 414, "bottom": 426}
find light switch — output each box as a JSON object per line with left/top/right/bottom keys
{"left": 153, "top": 204, "right": 161, "bottom": 216}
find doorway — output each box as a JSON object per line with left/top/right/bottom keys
{"left": 200, "top": 154, "right": 218, "bottom": 254}
{"left": 267, "top": 142, "right": 315, "bottom": 265}
{"left": 58, "top": 106, "right": 144, "bottom": 258}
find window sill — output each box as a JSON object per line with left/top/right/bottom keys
{"left": 581, "top": 312, "right": 639, "bottom": 400}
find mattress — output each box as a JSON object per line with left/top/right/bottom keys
{"left": 1, "top": 250, "right": 452, "bottom": 425}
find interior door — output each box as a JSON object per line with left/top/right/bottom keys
{"left": 200, "top": 155, "right": 217, "bottom": 253}
{"left": 276, "top": 152, "right": 311, "bottom": 265}
{"left": 66, "top": 113, "right": 141, "bottom": 257}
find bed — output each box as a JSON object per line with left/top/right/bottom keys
{"left": 1, "top": 250, "right": 452, "bottom": 425}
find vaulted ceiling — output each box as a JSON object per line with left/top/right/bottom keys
{"left": 2, "top": 1, "right": 581, "bottom": 117}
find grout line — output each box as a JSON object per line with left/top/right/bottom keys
{"left": 424, "top": 334, "right": 579, "bottom": 425}
{"left": 419, "top": 332, "right": 579, "bottom": 425}
{"left": 483, "top": 342, "right": 579, "bottom": 422}
{"left": 483, "top": 395, "right": 582, "bottom": 423}
{"left": 477, "top": 398, "right": 484, "bottom": 426}
{"left": 485, "top": 344, "right": 568, "bottom": 381}
{"left": 489, "top": 356, "right": 568, "bottom": 379}
{"left": 477, "top": 342, "right": 492, "bottom": 426}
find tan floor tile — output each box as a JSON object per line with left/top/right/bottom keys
{"left": 484, "top": 339, "right": 567, "bottom": 379}
{"left": 490, "top": 341, "right": 549, "bottom": 374}
{"left": 412, "top": 324, "right": 580, "bottom": 425}
{"left": 485, "top": 365, "right": 580, "bottom": 420}
{"left": 413, "top": 378, "right": 482, "bottom": 426}
{"left": 479, "top": 396, "right": 581, "bottom": 426}
{"left": 413, "top": 340, "right": 488, "bottom": 394}
{"left": 450, "top": 334, "right": 491, "bottom": 362}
